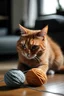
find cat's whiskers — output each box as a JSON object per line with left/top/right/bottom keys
{"left": 34, "top": 56, "right": 41, "bottom": 63}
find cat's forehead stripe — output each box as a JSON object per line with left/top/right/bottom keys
{"left": 21, "top": 36, "right": 40, "bottom": 45}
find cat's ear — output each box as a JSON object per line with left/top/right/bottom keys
{"left": 37, "top": 25, "right": 48, "bottom": 37}
{"left": 19, "top": 24, "right": 29, "bottom": 36}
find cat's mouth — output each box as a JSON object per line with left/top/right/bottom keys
{"left": 22, "top": 52, "right": 37, "bottom": 60}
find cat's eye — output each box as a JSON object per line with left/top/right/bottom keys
{"left": 21, "top": 44, "right": 26, "bottom": 49}
{"left": 31, "top": 45, "right": 39, "bottom": 51}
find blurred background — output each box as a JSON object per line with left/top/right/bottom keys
{"left": 0, "top": 0, "right": 64, "bottom": 63}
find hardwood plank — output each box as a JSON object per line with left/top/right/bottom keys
{"left": 0, "top": 61, "right": 64, "bottom": 96}
{"left": 0, "top": 74, "right": 64, "bottom": 96}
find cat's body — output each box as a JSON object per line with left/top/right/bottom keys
{"left": 17, "top": 24, "right": 64, "bottom": 74}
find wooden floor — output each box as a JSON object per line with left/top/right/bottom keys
{"left": 0, "top": 61, "right": 64, "bottom": 96}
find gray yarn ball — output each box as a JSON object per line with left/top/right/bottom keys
{"left": 4, "top": 69, "right": 25, "bottom": 87}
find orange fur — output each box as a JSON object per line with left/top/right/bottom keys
{"left": 17, "top": 24, "right": 64, "bottom": 74}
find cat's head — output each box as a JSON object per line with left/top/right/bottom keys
{"left": 17, "top": 24, "right": 48, "bottom": 59}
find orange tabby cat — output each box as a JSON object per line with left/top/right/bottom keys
{"left": 17, "top": 24, "right": 64, "bottom": 74}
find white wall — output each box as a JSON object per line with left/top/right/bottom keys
{"left": 40, "top": 0, "right": 57, "bottom": 15}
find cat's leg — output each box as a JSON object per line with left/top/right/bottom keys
{"left": 38, "top": 64, "right": 48, "bottom": 74}
{"left": 18, "top": 62, "right": 31, "bottom": 72}
{"left": 18, "top": 62, "right": 26, "bottom": 71}
{"left": 51, "top": 54, "right": 64, "bottom": 71}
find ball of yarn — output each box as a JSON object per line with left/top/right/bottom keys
{"left": 4, "top": 69, "right": 25, "bottom": 87}
{"left": 26, "top": 68, "right": 47, "bottom": 86}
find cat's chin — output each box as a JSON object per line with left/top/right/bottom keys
{"left": 22, "top": 53, "right": 36, "bottom": 60}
